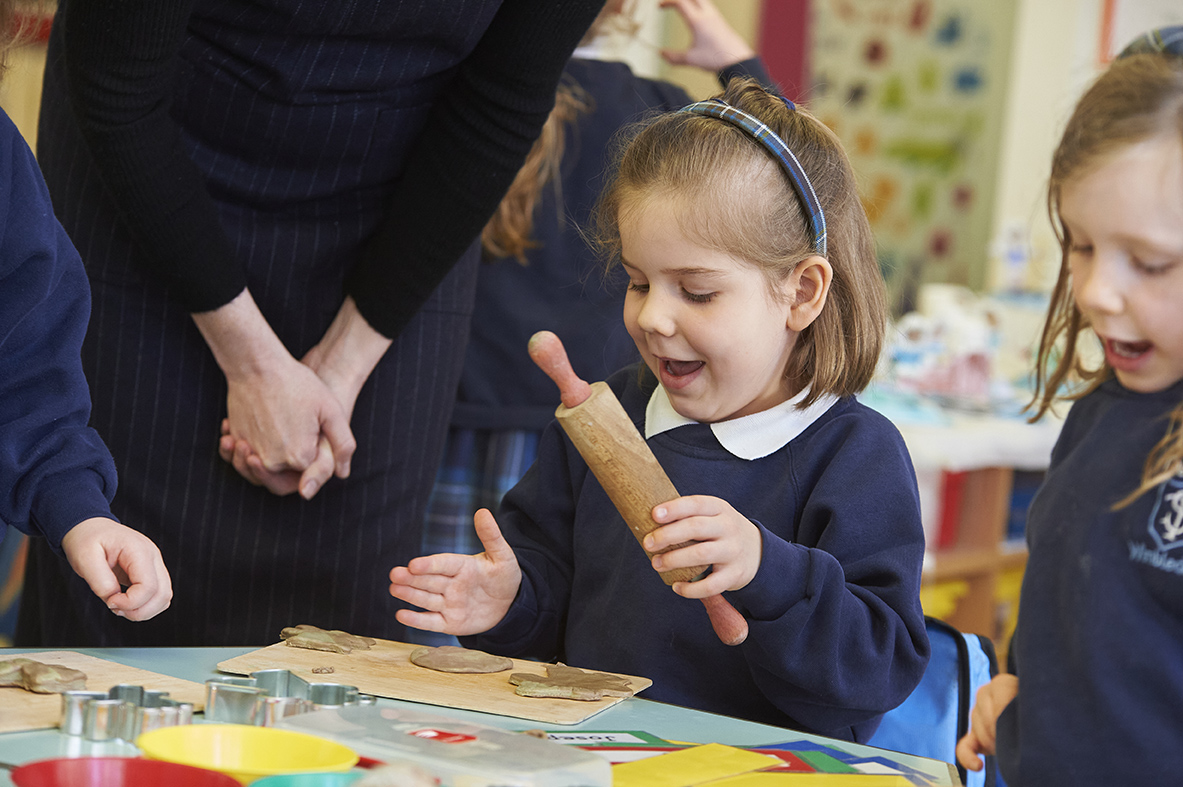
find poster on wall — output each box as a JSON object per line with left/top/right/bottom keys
{"left": 808, "top": 0, "right": 1016, "bottom": 310}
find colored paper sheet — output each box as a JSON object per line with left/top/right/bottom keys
{"left": 612, "top": 743, "right": 781, "bottom": 787}
{"left": 846, "top": 756, "right": 944, "bottom": 787}
{"left": 758, "top": 739, "right": 857, "bottom": 756}
{"left": 793, "top": 751, "right": 859, "bottom": 773}
{"left": 703, "top": 775, "right": 916, "bottom": 786}
{"left": 745, "top": 749, "right": 815, "bottom": 773}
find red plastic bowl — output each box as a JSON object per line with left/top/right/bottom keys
{"left": 12, "top": 756, "right": 242, "bottom": 787}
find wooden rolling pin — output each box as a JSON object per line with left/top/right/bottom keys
{"left": 528, "top": 330, "right": 749, "bottom": 646}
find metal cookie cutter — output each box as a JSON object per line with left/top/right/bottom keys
{"left": 60, "top": 684, "right": 194, "bottom": 741}
{"left": 204, "top": 669, "right": 377, "bottom": 726}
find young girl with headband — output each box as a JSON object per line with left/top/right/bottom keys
{"left": 390, "top": 79, "right": 929, "bottom": 739}
{"left": 956, "top": 27, "right": 1183, "bottom": 785}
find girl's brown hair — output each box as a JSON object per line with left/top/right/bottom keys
{"left": 590, "top": 78, "right": 886, "bottom": 408}
{"left": 1031, "top": 53, "right": 1183, "bottom": 505}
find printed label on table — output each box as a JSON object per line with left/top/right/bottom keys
{"left": 541, "top": 730, "right": 668, "bottom": 746}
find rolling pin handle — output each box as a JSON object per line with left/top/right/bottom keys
{"left": 528, "top": 331, "right": 592, "bottom": 409}
{"left": 700, "top": 595, "right": 749, "bottom": 646}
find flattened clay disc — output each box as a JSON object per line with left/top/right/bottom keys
{"left": 409, "top": 645, "right": 513, "bottom": 674}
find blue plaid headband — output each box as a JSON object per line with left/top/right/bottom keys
{"left": 1118, "top": 26, "right": 1183, "bottom": 58}
{"left": 679, "top": 97, "right": 827, "bottom": 257}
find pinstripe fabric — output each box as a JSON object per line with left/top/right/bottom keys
{"left": 16, "top": 0, "right": 497, "bottom": 647}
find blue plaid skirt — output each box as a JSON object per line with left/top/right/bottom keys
{"left": 422, "top": 427, "right": 541, "bottom": 557}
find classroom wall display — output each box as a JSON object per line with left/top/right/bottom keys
{"left": 808, "top": 0, "right": 1017, "bottom": 312}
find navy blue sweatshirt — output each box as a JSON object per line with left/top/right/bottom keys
{"left": 997, "top": 377, "right": 1183, "bottom": 785}
{"left": 465, "top": 364, "right": 930, "bottom": 742}
{"left": 0, "top": 109, "right": 117, "bottom": 554}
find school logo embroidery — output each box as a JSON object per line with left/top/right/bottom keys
{"left": 1148, "top": 475, "right": 1183, "bottom": 550}
{"left": 1128, "top": 474, "right": 1183, "bottom": 575}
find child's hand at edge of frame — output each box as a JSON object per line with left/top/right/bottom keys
{"left": 659, "top": 0, "right": 756, "bottom": 73}
{"left": 643, "top": 495, "right": 762, "bottom": 597}
{"left": 60, "top": 517, "right": 173, "bottom": 621}
{"left": 389, "top": 508, "right": 522, "bottom": 636}
{"left": 956, "top": 673, "right": 1020, "bottom": 772}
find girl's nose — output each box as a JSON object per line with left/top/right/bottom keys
{"left": 1074, "top": 256, "right": 1124, "bottom": 316}
{"left": 635, "top": 290, "right": 676, "bottom": 336}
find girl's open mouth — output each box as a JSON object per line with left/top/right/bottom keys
{"left": 659, "top": 358, "right": 705, "bottom": 390}
{"left": 1108, "top": 339, "right": 1151, "bottom": 359}
{"left": 664, "top": 359, "right": 705, "bottom": 377}
{"left": 1105, "top": 338, "right": 1152, "bottom": 371}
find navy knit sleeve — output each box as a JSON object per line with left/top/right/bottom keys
{"left": 55, "top": 0, "right": 245, "bottom": 314}
{"left": 0, "top": 111, "right": 118, "bottom": 554}
{"left": 346, "top": 0, "right": 606, "bottom": 338}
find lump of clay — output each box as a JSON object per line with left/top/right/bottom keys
{"left": 509, "top": 663, "right": 634, "bottom": 701}
{"left": 409, "top": 645, "right": 512, "bottom": 674}
{"left": 280, "top": 624, "right": 376, "bottom": 654}
{"left": 0, "top": 658, "right": 87, "bottom": 693}
{"left": 0, "top": 657, "right": 32, "bottom": 685}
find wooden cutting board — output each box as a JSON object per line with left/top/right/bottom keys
{"left": 0, "top": 651, "right": 207, "bottom": 734}
{"left": 217, "top": 639, "right": 652, "bottom": 726}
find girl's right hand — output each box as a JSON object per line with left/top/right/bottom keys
{"left": 389, "top": 508, "right": 522, "bottom": 636}
{"left": 956, "top": 674, "right": 1019, "bottom": 771}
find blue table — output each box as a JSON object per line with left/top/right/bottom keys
{"left": 0, "top": 647, "right": 959, "bottom": 785}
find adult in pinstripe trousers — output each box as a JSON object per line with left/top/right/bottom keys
{"left": 15, "top": 0, "right": 606, "bottom": 647}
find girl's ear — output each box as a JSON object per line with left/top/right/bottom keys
{"left": 786, "top": 255, "right": 833, "bottom": 332}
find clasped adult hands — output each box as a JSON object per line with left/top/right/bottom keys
{"left": 196, "top": 291, "right": 389, "bottom": 501}
{"left": 218, "top": 352, "right": 356, "bottom": 499}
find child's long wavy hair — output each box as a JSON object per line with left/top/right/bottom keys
{"left": 480, "top": 1, "right": 639, "bottom": 262}
{"left": 480, "top": 80, "right": 589, "bottom": 262}
{"left": 0, "top": 0, "right": 24, "bottom": 73}
{"left": 1030, "top": 52, "right": 1183, "bottom": 506}
{"left": 589, "top": 78, "right": 886, "bottom": 408}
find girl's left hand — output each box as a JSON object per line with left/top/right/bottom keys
{"left": 642, "top": 495, "right": 762, "bottom": 596}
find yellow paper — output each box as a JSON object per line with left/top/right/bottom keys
{"left": 612, "top": 743, "right": 781, "bottom": 787}
{"left": 703, "top": 775, "right": 917, "bottom": 786}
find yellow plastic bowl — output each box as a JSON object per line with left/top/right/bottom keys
{"left": 137, "top": 724, "right": 358, "bottom": 785}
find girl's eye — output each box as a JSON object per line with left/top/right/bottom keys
{"left": 1134, "top": 258, "right": 1176, "bottom": 276}
{"left": 682, "top": 289, "right": 715, "bottom": 304}
{"left": 627, "top": 281, "right": 648, "bottom": 293}
{"left": 1068, "top": 243, "right": 1092, "bottom": 256}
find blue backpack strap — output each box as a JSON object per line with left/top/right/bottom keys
{"left": 867, "top": 616, "right": 1002, "bottom": 786}
{"left": 924, "top": 616, "right": 1000, "bottom": 786}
